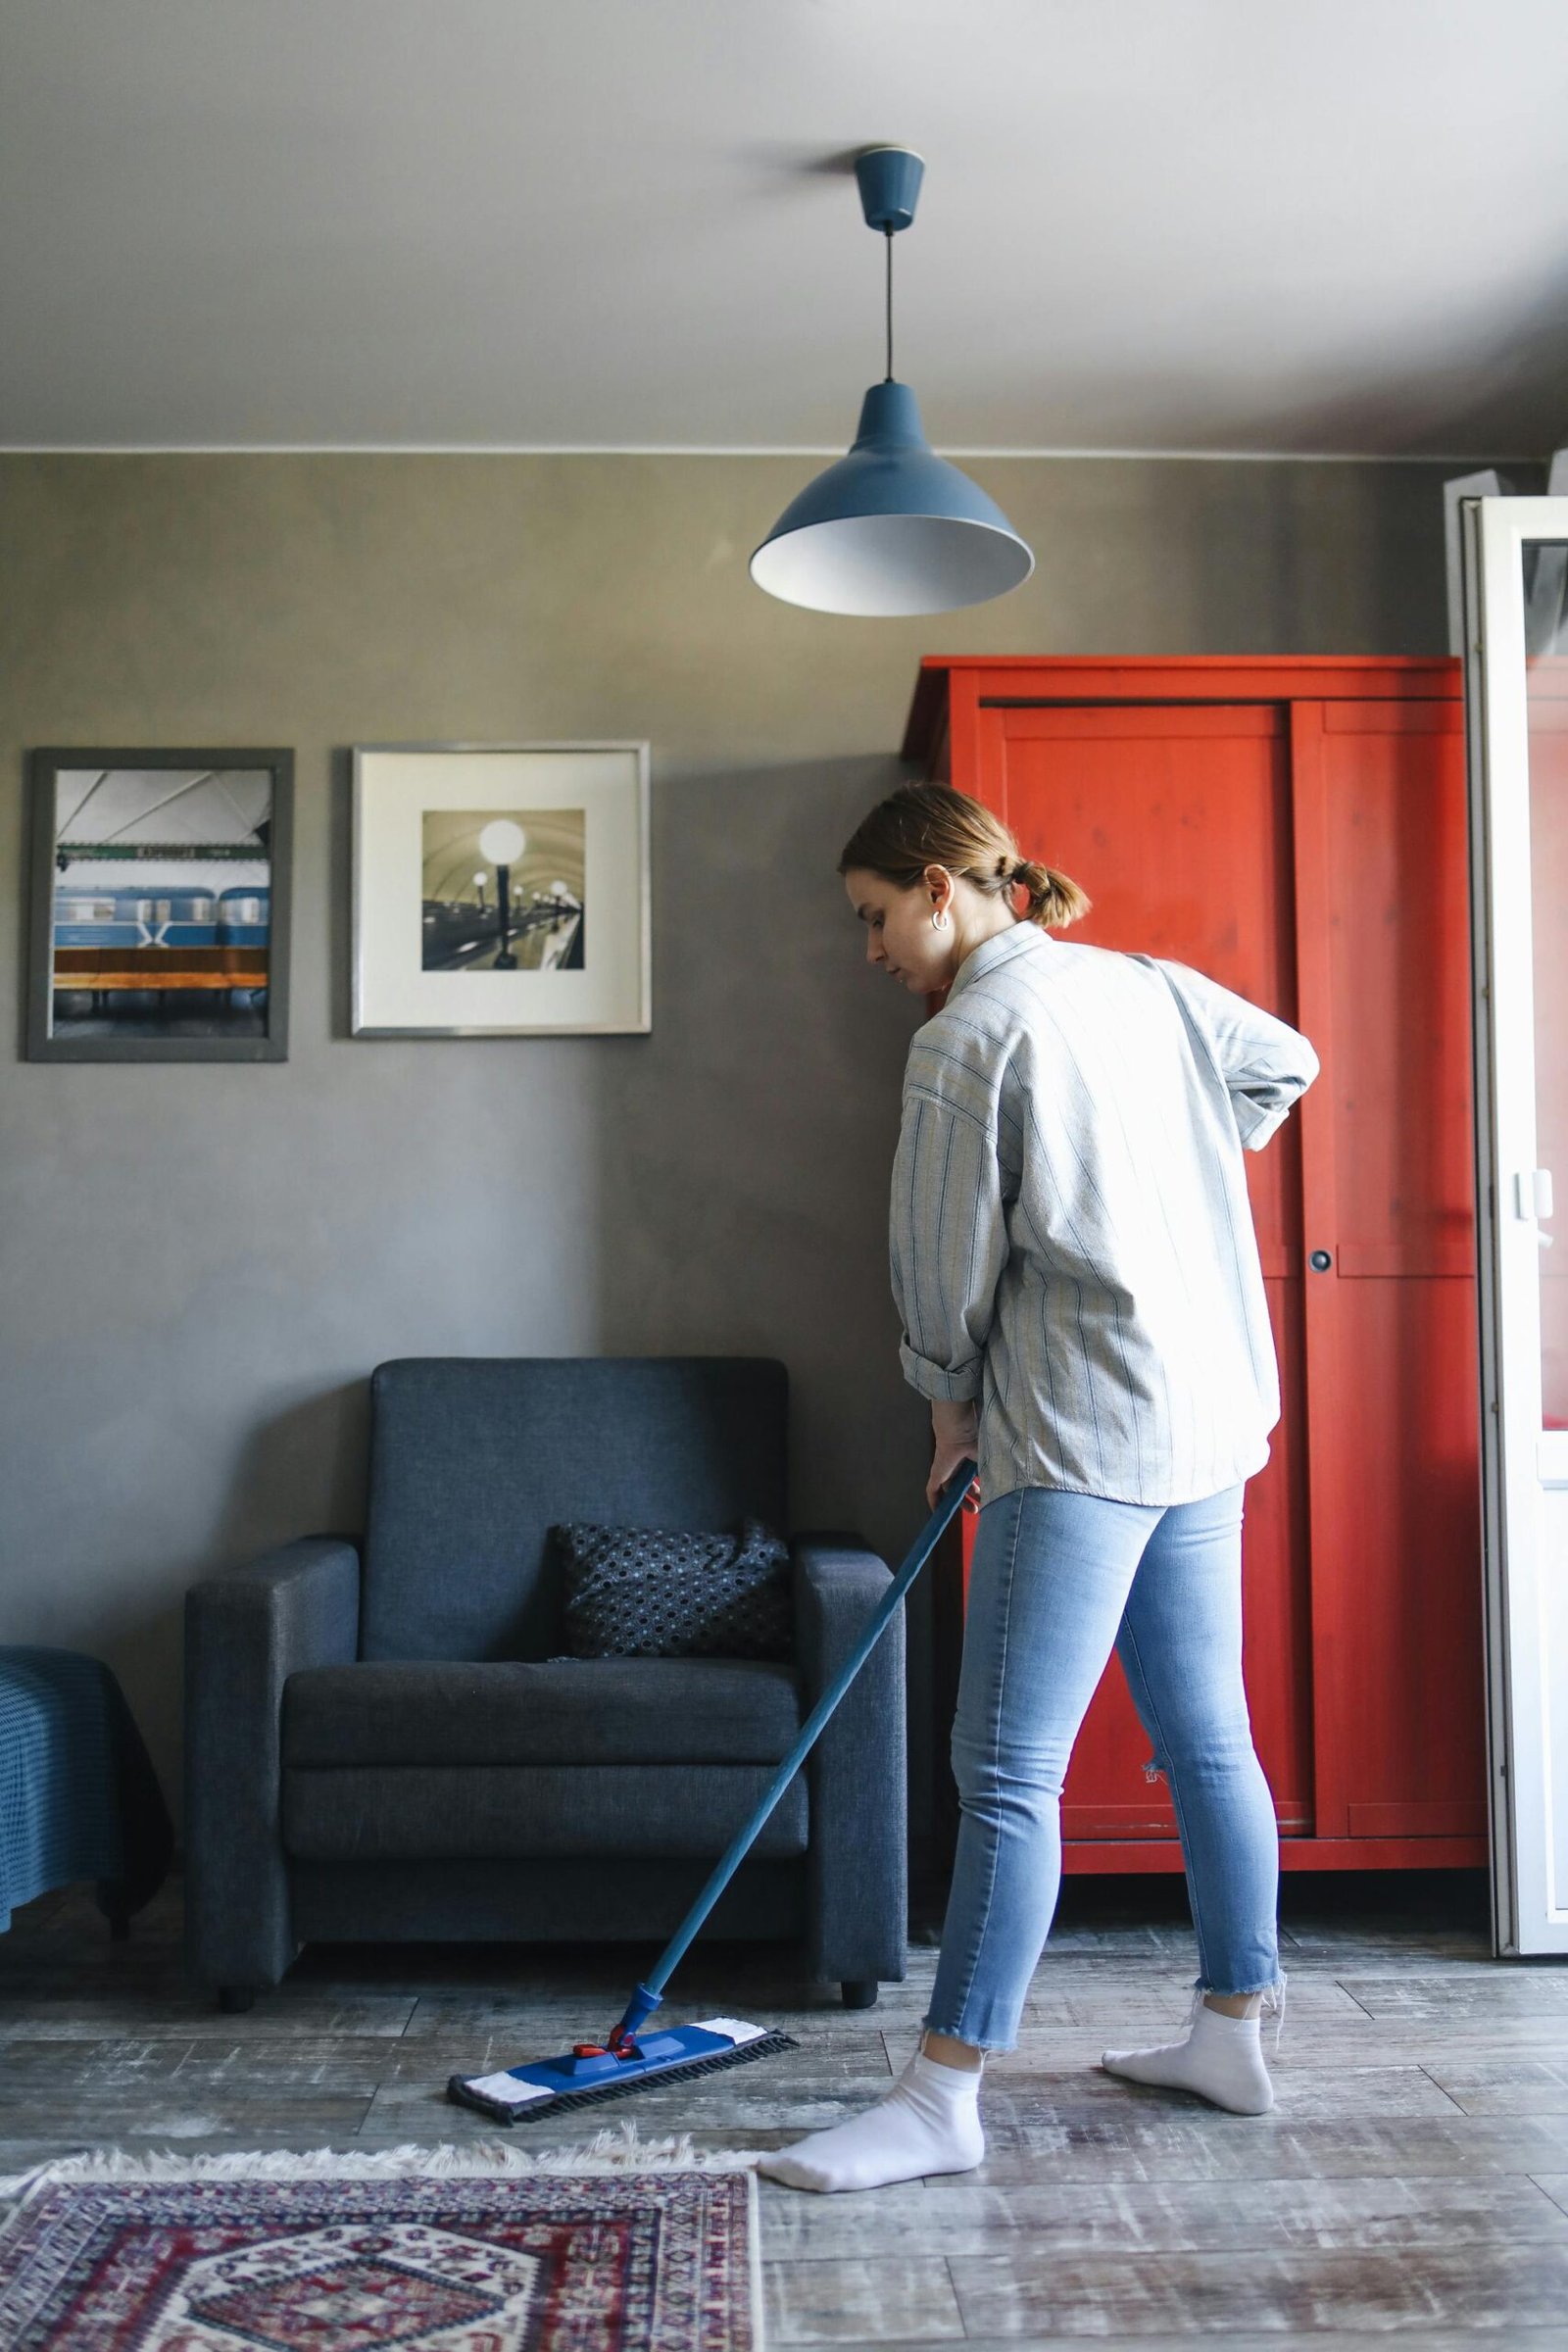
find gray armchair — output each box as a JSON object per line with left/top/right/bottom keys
{"left": 185, "top": 1357, "right": 906, "bottom": 2011}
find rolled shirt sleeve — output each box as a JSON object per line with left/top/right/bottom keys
{"left": 890, "top": 1087, "right": 1010, "bottom": 1403}
{"left": 1155, "top": 959, "right": 1320, "bottom": 1152}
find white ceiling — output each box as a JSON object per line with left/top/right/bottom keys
{"left": 3, "top": 0, "right": 1567, "bottom": 456}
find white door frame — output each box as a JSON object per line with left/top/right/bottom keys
{"left": 1464, "top": 491, "right": 1568, "bottom": 1956}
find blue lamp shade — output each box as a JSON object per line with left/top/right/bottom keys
{"left": 750, "top": 380, "right": 1034, "bottom": 617}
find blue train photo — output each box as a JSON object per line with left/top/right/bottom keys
{"left": 47, "top": 769, "right": 275, "bottom": 1040}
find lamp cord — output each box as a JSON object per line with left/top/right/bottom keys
{"left": 884, "top": 228, "right": 894, "bottom": 381}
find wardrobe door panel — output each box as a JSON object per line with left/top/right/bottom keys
{"left": 1292, "top": 702, "right": 1486, "bottom": 1841}
{"left": 978, "top": 704, "right": 1315, "bottom": 1844}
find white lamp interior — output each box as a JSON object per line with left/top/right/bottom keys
{"left": 750, "top": 514, "right": 1034, "bottom": 617}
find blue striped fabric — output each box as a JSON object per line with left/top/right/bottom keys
{"left": 890, "top": 924, "right": 1319, "bottom": 1507}
{"left": 0, "top": 1647, "right": 172, "bottom": 1931}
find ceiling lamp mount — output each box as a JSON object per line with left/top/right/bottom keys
{"left": 750, "top": 144, "right": 1034, "bottom": 618}
{"left": 855, "top": 143, "right": 925, "bottom": 236}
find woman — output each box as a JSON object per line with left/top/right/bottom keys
{"left": 761, "top": 782, "right": 1320, "bottom": 2196}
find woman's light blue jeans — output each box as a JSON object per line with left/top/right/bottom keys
{"left": 924, "top": 1480, "right": 1281, "bottom": 2051}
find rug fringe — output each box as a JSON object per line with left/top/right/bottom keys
{"left": 0, "top": 2120, "right": 771, "bottom": 2204}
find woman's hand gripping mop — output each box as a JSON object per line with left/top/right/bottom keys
{"left": 448, "top": 1459, "right": 977, "bottom": 2124}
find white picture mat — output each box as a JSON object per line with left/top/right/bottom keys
{"left": 353, "top": 745, "right": 649, "bottom": 1035}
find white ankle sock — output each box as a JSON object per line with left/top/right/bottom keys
{"left": 759, "top": 2047, "right": 985, "bottom": 2193}
{"left": 1101, "top": 1991, "right": 1279, "bottom": 2116}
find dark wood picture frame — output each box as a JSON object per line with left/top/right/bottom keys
{"left": 25, "top": 748, "right": 294, "bottom": 1063}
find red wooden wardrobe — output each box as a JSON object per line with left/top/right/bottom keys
{"left": 905, "top": 657, "right": 1487, "bottom": 1875}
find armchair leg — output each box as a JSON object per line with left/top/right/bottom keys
{"left": 840, "top": 1980, "right": 878, "bottom": 2009}
{"left": 218, "top": 1986, "right": 257, "bottom": 2014}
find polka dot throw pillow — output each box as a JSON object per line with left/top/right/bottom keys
{"left": 550, "top": 1518, "right": 793, "bottom": 1660}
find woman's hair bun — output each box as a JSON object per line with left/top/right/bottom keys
{"left": 1012, "top": 856, "right": 1093, "bottom": 931}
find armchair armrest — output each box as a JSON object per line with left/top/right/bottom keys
{"left": 184, "top": 1538, "right": 360, "bottom": 1992}
{"left": 791, "top": 1534, "right": 907, "bottom": 1985}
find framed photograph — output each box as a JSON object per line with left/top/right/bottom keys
{"left": 352, "top": 742, "right": 650, "bottom": 1037}
{"left": 26, "top": 748, "right": 293, "bottom": 1063}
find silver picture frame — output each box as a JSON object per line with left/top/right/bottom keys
{"left": 351, "top": 740, "right": 651, "bottom": 1038}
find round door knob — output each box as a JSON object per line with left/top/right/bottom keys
{"left": 1309, "top": 1249, "right": 1333, "bottom": 1272}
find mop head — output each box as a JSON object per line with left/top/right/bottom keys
{"left": 448, "top": 2018, "right": 799, "bottom": 2125}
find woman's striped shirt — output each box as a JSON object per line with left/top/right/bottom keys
{"left": 890, "top": 922, "right": 1320, "bottom": 1507}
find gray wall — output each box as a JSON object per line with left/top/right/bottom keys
{"left": 0, "top": 451, "right": 1457, "bottom": 1868}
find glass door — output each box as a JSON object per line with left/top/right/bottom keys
{"left": 1464, "top": 494, "right": 1568, "bottom": 1955}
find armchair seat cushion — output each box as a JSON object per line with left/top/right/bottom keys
{"left": 282, "top": 1658, "right": 803, "bottom": 1769}
{"left": 281, "top": 1764, "right": 808, "bottom": 1861}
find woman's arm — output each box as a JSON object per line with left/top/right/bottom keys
{"left": 890, "top": 1085, "right": 1009, "bottom": 1404}
{"left": 1155, "top": 959, "right": 1320, "bottom": 1152}
{"left": 891, "top": 1085, "right": 1001, "bottom": 1512}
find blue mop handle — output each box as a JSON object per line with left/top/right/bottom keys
{"left": 610, "top": 1458, "right": 977, "bottom": 2047}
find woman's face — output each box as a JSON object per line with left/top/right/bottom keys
{"left": 843, "top": 865, "right": 953, "bottom": 995}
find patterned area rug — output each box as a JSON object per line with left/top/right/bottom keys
{"left": 0, "top": 2130, "right": 763, "bottom": 2352}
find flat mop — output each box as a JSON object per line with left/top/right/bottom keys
{"left": 448, "top": 1457, "right": 976, "bottom": 2124}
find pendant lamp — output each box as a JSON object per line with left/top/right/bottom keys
{"left": 750, "top": 146, "right": 1034, "bottom": 617}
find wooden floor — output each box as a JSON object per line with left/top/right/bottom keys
{"left": 5, "top": 1872, "right": 1568, "bottom": 2344}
